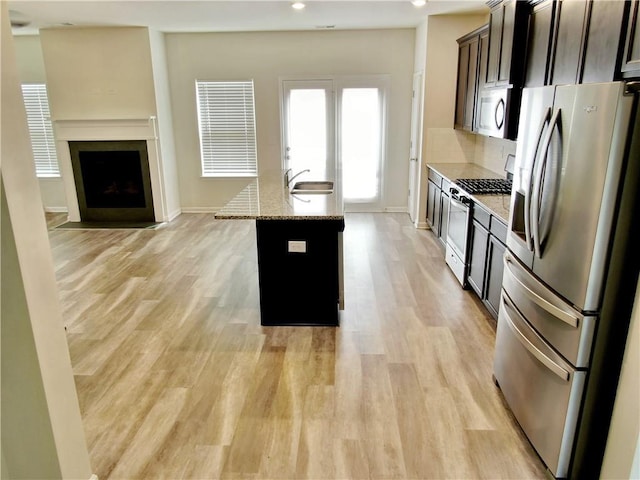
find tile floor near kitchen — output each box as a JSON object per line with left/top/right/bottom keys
{"left": 46, "top": 212, "right": 546, "bottom": 479}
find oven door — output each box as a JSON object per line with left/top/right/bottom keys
{"left": 446, "top": 193, "right": 471, "bottom": 260}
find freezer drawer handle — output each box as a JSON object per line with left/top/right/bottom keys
{"left": 501, "top": 293, "right": 571, "bottom": 382}
{"left": 504, "top": 257, "right": 579, "bottom": 328}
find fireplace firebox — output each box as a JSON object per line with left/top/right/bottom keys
{"left": 69, "top": 140, "right": 154, "bottom": 222}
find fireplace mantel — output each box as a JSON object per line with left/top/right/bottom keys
{"left": 53, "top": 117, "right": 171, "bottom": 222}
{"left": 54, "top": 117, "right": 158, "bottom": 141}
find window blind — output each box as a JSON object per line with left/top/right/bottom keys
{"left": 196, "top": 80, "right": 258, "bottom": 177}
{"left": 21, "top": 84, "right": 60, "bottom": 177}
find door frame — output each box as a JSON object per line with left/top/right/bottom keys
{"left": 408, "top": 71, "right": 424, "bottom": 224}
{"left": 279, "top": 74, "right": 389, "bottom": 211}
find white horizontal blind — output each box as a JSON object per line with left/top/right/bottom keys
{"left": 21, "top": 84, "right": 60, "bottom": 177}
{"left": 196, "top": 80, "right": 257, "bottom": 177}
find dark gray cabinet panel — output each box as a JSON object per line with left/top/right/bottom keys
{"left": 621, "top": 0, "right": 640, "bottom": 78}
{"left": 582, "top": 0, "right": 628, "bottom": 83}
{"left": 485, "top": 0, "right": 530, "bottom": 88}
{"left": 525, "top": 0, "right": 555, "bottom": 87}
{"left": 525, "top": 0, "right": 630, "bottom": 86}
{"left": 485, "top": 234, "right": 506, "bottom": 318}
{"left": 455, "top": 26, "right": 487, "bottom": 132}
{"left": 468, "top": 219, "right": 490, "bottom": 298}
{"left": 440, "top": 188, "right": 450, "bottom": 248}
{"left": 427, "top": 179, "right": 439, "bottom": 230}
{"left": 550, "top": 0, "right": 589, "bottom": 85}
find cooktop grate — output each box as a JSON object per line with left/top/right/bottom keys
{"left": 454, "top": 178, "right": 512, "bottom": 195}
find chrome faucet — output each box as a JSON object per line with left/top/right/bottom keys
{"left": 284, "top": 168, "right": 310, "bottom": 188}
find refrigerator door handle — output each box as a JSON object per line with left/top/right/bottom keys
{"left": 525, "top": 107, "right": 552, "bottom": 253}
{"left": 531, "top": 108, "right": 561, "bottom": 259}
{"left": 504, "top": 255, "right": 579, "bottom": 328}
{"left": 500, "top": 292, "right": 571, "bottom": 382}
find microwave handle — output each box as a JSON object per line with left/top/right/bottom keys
{"left": 494, "top": 98, "right": 505, "bottom": 130}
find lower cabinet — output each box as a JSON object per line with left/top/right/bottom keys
{"left": 485, "top": 234, "right": 506, "bottom": 318}
{"left": 468, "top": 219, "right": 489, "bottom": 297}
{"left": 426, "top": 168, "right": 450, "bottom": 247}
{"left": 467, "top": 202, "right": 507, "bottom": 320}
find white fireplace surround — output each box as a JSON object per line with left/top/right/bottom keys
{"left": 54, "top": 117, "right": 171, "bottom": 222}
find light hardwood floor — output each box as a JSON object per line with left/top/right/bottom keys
{"left": 46, "top": 212, "right": 546, "bottom": 479}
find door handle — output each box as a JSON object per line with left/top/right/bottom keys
{"left": 500, "top": 292, "right": 571, "bottom": 382}
{"left": 525, "top": 107, "right": 551, "bottom": 253}
{"left": 531, "top": 108, "right": 560, "bottom": 259}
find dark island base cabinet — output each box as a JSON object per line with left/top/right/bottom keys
{"left": 256, "top": 218, "right": 344, "bottom": 327}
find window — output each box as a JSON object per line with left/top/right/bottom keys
{"left": 21, "top": 83, "right": 60, "bottom": 177}
{"left": 196, "top": 80, "right": 257, "bottom": 177}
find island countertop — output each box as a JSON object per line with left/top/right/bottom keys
{"left": 214, "top": 170, "right": 344, "bottom": 220}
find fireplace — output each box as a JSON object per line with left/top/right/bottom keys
{"left": 68, "top": 140, "right": 155, "bottom": 222}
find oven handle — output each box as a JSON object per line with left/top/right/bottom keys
{"left": 449, "top": 195, "right": 470, "bottom": 210}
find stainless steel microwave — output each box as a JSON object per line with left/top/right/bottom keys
{"left": 475, "top": 87, "right": 514, "bottom": 139}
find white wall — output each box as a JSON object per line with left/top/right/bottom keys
{"left": 413, "top": 13, "right": 488, "bottom": 227}
{"left": 165, "top": 29, "right": 415, "bottom": 211}
{"left": 1, "top": 5, "right": 94, "bottom": 478}
{"left": 601, "top": 277, "right": 640, "bottom": 479}
{"left": 12, "top": 35, "right": 67, "bottom": 211}
{"left": 40, "top": 27, "right": 157, "bottom": 120}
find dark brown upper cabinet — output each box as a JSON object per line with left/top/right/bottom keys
{"left": 485, "top": 0, "right": 530, "bottom": 88}
{"left": 621, "top": 0, "right": 640, "bottom": 78}
{"left": 524, "top": 0, "right": 630, "bottom": 87}
{"left": 455, "top": 26, "right": 487, "bottom": 132}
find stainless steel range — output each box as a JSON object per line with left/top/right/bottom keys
{"left": 445, "top": 177, "right": 513, "bottom": 287}
{"left": 454, "top": 177, "right": 512, "bottom": 195}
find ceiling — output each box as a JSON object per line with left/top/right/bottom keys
{"left": 8, "top": 0, "right": 488, "bottom": 36}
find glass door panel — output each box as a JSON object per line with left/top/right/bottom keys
{"left": 282, "top": 80, "right": 334, "bottom": 181}
{"left": 340, "top": 88, "right": 381, "bottom": 203}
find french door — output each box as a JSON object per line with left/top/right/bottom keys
{"left": 281, "top": 80, "right": 335, "bottom": 181}
{"left": 281, "top": 77, "right": 387, "bottom": 211}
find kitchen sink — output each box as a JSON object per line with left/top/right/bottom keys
{"left": 290, "top": 181, "right": 334, "bottom": 194}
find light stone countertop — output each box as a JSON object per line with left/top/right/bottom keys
{"left": 427, "top": 162, "right": 512, "bottom": 224}
{"left": 214, "top": 170, "right": 344, "bottom": 220}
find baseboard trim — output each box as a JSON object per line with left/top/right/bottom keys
{"left": 415, "top": 221, "right": 429, "bottom": 229}
{"left": 180, "top": 207, "right": 220, "bottom": 214}
{"left": 383, "top": 206, "right": 409, "bottom": 213}
{"left": 166, "top": 208, "right": 182, "bottom": 221}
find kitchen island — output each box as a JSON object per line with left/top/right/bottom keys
{"left": 215, "top": 170, "right": 345, "bottom": 326}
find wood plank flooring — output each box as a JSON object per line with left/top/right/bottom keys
{"left": 46, "top": 212, "right": 547, "bottom": 479}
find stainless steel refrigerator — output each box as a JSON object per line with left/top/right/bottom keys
{"left": 493, "top": 81, "right": 640, "bottom": 479}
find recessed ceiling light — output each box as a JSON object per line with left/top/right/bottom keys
{"left": 292, "top": 1, "right": 306, "bottom": 10}
{"left": 412, "top": 0, "right": 427, "bottom": 6}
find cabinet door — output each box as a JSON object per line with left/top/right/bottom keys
{"left": 465, "top": 36, "right": 480, "bottom": 130}
{"left": 581, "top": 0, "right": 628, "bottom": 83}
{"left": 550, "top": 0, "right": 589, "bottom": 86}
{"left": 487, "top": 2, "right": 505, "bottom": 86}
{"left": 525, "top": 0, "right": 555, "bottom": 87}
{"left": 427, "top": 180, "right": 438, "bottom": 229}
{"left": 485, "top": 235, "right": 507, "bottom": 319}
{"left": 621, "top": 0, "right": 640, "bottom": 78}
{"left": 439, "top": 190, "right": 450, "bottom": 246}
{"left": 468, "top": 219, "right": 490, "bottom": 298}
{"left": 498, "top": 0, "right": 517, "bottom": 84}
{"left": 455, "top": 41, "right": 471, "bottom": 130}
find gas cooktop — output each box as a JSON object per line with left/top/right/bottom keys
{"left": 454, "top": 178, "right": 512, "bottom": 195}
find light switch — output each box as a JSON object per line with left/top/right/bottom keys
{"left": 288, "top": 240, "right": 307, "bottom": 253}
